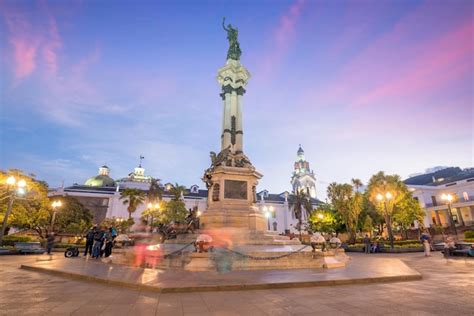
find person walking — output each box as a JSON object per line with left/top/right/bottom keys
{"left": 421, "top": 232, "right": 431, "bottom": 257}
{"left": 46, "top": 232, "right": 55, "bottom": 255}
{"left": 92, "top": 228, "right": 104, "bottom": 259}
{"left": 103, "top": 228, "right": 113, "bottom": 257}
{"left": 363, "top": 234, "right": 371, "bottom": 254}
{"left": 84, "top": 226, "right": 96, "bottom": 256}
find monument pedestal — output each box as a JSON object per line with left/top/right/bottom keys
{"left": 201, "top": 164, "right": 267, "bottom": 232}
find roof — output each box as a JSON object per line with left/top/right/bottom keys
{"left": 84, "top": 175, "right": 116, "bottom": 187}
{"left": 404, "top": 167, "right": 474, "bottom": 186}
{"left": 257, "top": 190, "right": 322, "bottom": 204}
{"left": 297, "top": 145, "right": 304, "bottom": 154}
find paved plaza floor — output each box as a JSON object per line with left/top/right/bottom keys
{"left": 18, "top": 252, "right": 420, "bottom": 292}
{"left": 1, "top": 252, "right": 473, "bottom": 315}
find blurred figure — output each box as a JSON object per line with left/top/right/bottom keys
{"left": 363, "top": 234, "right": 371, "bottom": 254}
{"left": 84, "top": 226, "right": 96, "bottom": 256}
{"left": 420, "top": 231, "right": 431, "bottom": 257}
{"left": 92, "top": 227, "right": 104, "bottom": 259}
{"left": 46, "top": 232, "right": 55, "bottom": 255}
{"left": 444, "top": 235, "right": 455, "bottom": 258}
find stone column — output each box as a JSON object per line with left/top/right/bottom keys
{"left": 221, "top": 91, "right": 232, "bottom": 150}
{"left": 217, "top": 59, "right": 250, "bottom": 153}
{"left": 456, "top": 208, "right": 465, "bottom": 226}
{"left": 236, "top": 94, "right": 243, "bottom": 152}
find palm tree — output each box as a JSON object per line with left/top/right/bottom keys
{"left": 148, "top": 178, "right": 163, "bottom": 202}
{"left": 289, "top": 190, "right": 313, "bottom": 238}
{"left": 169, "top": 183, "right": 187, "bottom": 201}
{"left": 120, "top": 188, "right": 146, "bottom": 219}
{"left": 351, "top": 178, "right": 363, "bottom": 193}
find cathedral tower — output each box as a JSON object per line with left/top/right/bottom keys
{"left": 291, "top": 145, "right": 317, "bottom": 198}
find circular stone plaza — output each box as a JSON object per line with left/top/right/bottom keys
{"left": 1, "top": 1, "right": 473, "bottom": 316}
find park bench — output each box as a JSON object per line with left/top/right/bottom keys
{"left": 14, "top": 242, "right": 45, "bottom": 254}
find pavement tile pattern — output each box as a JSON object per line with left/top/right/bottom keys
{"left": 0, "top": 252, "right": 473, "bottom": 315}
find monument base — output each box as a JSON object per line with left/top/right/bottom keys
{"left": 156, "top": 247, "right": 348, "bottom": 271}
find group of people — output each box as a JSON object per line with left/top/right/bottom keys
{"left": 84, "top": 226, "right": 117, "bottom": 259}
{"left": 363, "top": 235, "right": 381, "bottom": 253}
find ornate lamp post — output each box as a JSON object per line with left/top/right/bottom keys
{"left": 376, "top": 192, "right": 394, "bottom": 249}
{"left": 50, "top": 200, "right": 63, "bottom": 232}
{"left": 441, "top": 193, "right": 457, "bottom": 237}
{"left": 0, "top": 176, "right": 27, "bottom": 245}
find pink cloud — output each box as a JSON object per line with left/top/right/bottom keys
{"left": 2, "top": 7, "right": 40, "bottom": 81}
{"left": 257, "top": 0, "right": 307, "bottom": 81}
{"left": 42, "top": 12, "right": 62, "bottom": 76}
{"left": 351, "top": 21, "right": 473, "bottom": 108}
{"left": 2, "top": 1, "right": 63, "bottom": 81}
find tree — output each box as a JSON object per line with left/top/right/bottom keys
{"left": 327, "top": 182, "right": 363, "bottom": 244}
{"left": 120, "top": 188, "right": 146, "bottom": 219}
{"left": 392, "top": 191, "right": 425, "bottom": 240}
{"left": 289, "top": 190, "right": 313, "bottom": 237}
{"left": 366, "top": 171, "right": 422, "bottom": 246}
{"left": 169, "top": 183, "right": 187, "bottom": 201}
{"left": 53, "top": 196, "right": 93, "bottom": 235}
{"left": 308, "top": 203, "right": 343, "bottom": 234}
{"left": 162, "top": 200, "right": 188, "bottom": 225}
{"left": 362, "top": 215, "right": 374, "bottom": 237}
{"left": 1, "top": 170, "right": 52, "bottom": 240}
{"left": 351, "top": 178, "right": 363, "bottom": 192}
{"left": 147, "top": 178, "right": 163, "bottom": 202}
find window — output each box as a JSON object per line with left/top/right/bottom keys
{"left": 463, "top": 192, "right": 469, "bottom": 201}
{"left": 431, "top": 196, "right": 437, "bottom": 206}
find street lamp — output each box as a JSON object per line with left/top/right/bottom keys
{"left": 146, "top": 202, "right": 161, "bottom": 232}
{"left": 441, "top": 193, "right": 457, "bottom": 237}
{"left": 50, "top": 200, "right": 63, "bottom": 232}
{"left": 376, "top": 191, "right": 394, "bottom": 249}
{"left": 0, "top": 176, "right": 27, "bottom": 245}
{"left": 317, "top": 213, "right": 324, "bottom": 220}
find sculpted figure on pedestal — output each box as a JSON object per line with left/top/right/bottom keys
{"left": 222, "top": 17, "right": 241, "bottom": 60}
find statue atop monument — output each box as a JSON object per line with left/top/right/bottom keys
{"left": 222, "top": 17, "right": 241, "bottom": 60}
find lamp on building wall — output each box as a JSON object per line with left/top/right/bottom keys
{"left": 441, "top": 193, "right": 457, "bottom": 237}
{"left": 0, "top": 176, "right": 28, "bottom": 245}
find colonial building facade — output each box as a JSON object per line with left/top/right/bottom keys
{"left": 405, "top": 167, "right": 474, "bottom": 229}
{"left": 50, "top": 147, "right": 322, "bottom": 234}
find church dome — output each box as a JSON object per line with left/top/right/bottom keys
{"left": 85, "top": 175, "right": 116, "bottom": 187}
{"left": 85, "top": 166, "right": 116, "bottom": 187}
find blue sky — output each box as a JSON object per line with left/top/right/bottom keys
{"left": 1, "top": 0, "right": 473, "bottom": 198}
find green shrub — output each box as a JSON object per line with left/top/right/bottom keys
{"left": 464, "top": 238, "right": 474, "bottom": 242}
{"left": 2, "top": 235, "right": 35, "bottom": 246}
{"left": 464, "top": 231, "right": 474, "bottom": 239}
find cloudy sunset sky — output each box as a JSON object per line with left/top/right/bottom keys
{"left": 1, "top": 0, "right": 473, "bottom": 198}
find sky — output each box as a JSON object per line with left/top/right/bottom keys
{"left": 0, "top": 0, "right": 473, "bottom": 199}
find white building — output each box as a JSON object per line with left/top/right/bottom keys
{"left": 50, "top": 150, "right": 322, "bottom": 234}
{"left": 405, "top": 167, "right": 474, "bottom": 229}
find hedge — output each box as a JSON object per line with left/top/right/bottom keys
{"left": 464, "top": 231, "right": 474, "bottom": 239}
{"left": 1, "top": 235, "right": 36, "bottom": 246}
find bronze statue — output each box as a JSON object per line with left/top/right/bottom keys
{"left": 222, "top": 17, "right": 241, "bottom": 60}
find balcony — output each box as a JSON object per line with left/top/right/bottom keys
{"left": 424, "top": 196, "right": 474, "bottom": 208}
